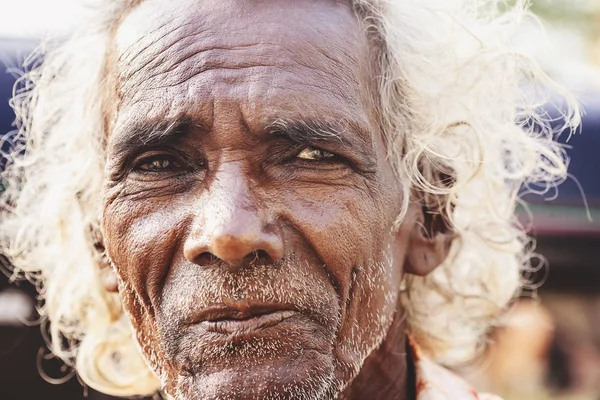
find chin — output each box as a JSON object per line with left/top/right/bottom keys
{"left": 171, "top": 349, "right": 338, "bottom": 400}
{"left": 159, "top": 314, "right": 342, "bottom": 400}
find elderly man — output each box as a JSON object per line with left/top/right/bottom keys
{"left": 0, "top": 0, "right": 578, "bottom": 399}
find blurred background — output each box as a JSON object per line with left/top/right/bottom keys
{"left": 466, "top": 2, "right": 600, "bottom": 400}
{"left": 0, "top": 1, "right": 599, "bottom": 399}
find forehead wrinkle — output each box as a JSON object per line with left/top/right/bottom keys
{"left": 117, "top": 25, "right": 216, "bottom": 88}
{"left": 112, "top": 0, "right": 364, "bottom": 90}
{"left": 107, "top": 0, "right": 378, "bottom": 150}
{"left": 116, "top": 35, "right": 362, "bottom": 102}
{"left": 117, "top": 17, "right": 198, "bottom": 66}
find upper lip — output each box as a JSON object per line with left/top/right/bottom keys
{"left": 189, "top": 302, "right": 297, "bottom": 324}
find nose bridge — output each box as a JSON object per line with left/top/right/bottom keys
{"left": 207, "top": 161, "right": 257, "bottom": 234}
{"left": 185, "top": 160, "right": 283, "bottom": 267}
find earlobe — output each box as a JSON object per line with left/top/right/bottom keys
{"left": 403, "top": 204, "right": 454, "bottom": 277}
{"left": 94, "top": 237, "right": 119, "bottom": 293}
{"left": 100, "top": 264, "right": 119, "bottom": 293}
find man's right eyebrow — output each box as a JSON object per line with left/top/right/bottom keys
{"left": 109, "top": 118, "right": 197, "bottom": 156}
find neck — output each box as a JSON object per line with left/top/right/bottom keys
{"left": 339, "top": 309, "right": 414, "bottom": 400}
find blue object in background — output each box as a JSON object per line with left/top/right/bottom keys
{"left": 0, "top": 37, "right": 35, "bottom": 171}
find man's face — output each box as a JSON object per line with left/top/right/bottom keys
{"left": 102, "top": 0, "right": 409, "bottom": 399}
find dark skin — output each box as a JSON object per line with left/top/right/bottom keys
{"left": 101, "top": 0, "right": 451, "bottom": 399}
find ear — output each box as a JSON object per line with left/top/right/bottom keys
{"left": 95, "top": 240, "right": 119, "bottom": 293}
{"left": 403, "top": 203, "right": 454, "bottom": 277}
{"left": 99, "top": 263, "right": 119, "bottom": 293}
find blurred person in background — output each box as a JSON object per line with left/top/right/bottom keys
{"left": 0, "top": 0, "right": 581, "bottom": 399}
{"left": 470, "top": 298, "right": 600, "bottom": 400}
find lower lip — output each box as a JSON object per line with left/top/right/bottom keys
{"left": 200, "top": 310, "right": 297, "bottom": 335}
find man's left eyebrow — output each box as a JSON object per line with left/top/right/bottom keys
{"left": 266, "top": 118, "right": 372, "bottom": 154}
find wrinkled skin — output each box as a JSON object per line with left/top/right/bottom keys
{"left": 101, "top": 0, "right": 448, "bottom": 399}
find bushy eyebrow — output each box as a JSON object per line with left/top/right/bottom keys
{"left": 266, "top": 117, "right": 374, "bottom": 160}
{"left": 109, "top": 117, "right": 197, "bottom": 158}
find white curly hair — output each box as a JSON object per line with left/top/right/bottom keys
{"left": 0, "top": 0, "right": 580, "bottom": 397}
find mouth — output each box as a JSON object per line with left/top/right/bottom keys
{"left": 193, "top": 304, "right": 298, "bottom": 335}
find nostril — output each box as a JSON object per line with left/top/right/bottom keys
{"left": 196, "top": 252, "right": 219, "bottom": 266}
{"left": 247, "top": 250, "right": 273, "bottom": 266}
{"left": 191, "top": 250, "right": 277, "bottom": 269}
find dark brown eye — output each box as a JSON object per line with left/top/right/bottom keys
{"left": 137, "top": 156, "right": 180, "bottom": 172}
{"left": 296, "top": 147, "right": 336, "bottom": 161}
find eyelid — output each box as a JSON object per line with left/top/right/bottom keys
{"left": 292, "top": 143, "right": 378, "bottom": 176}
{"left": 296, "top": 146, "right": 337, "bottom": 161}
{"left": 133, "top": 151, "right": 176, "bottom": 166}
{"left": 131, "top": 151, "right": 164, "bottom": 168}
{"left": 136, "top": 155, "right": 179, "bottom": 172}
{"left": 129, "top": 148, "right": 197, "bottom": 175}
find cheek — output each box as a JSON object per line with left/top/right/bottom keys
{"left": 280, "top": 181, "right": 403, "bottom": 379}
{"left": 102, "top": 195, "right": 189, "bottom": 316}
{"left": 282, "top": 190, "right": 383, "bottom": 261}
{"left": 281, "top": 183, "right": 397, "bottom": 288}
{"left": 102, "top": 195, "right": 192, "bottom": 392}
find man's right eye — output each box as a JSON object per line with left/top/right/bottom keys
{"left": 134, "top": 155, "right": 182, "bottom": 173}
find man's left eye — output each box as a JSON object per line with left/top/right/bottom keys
{"left": 296, "top": 147, "right": 336, "bottom": 161}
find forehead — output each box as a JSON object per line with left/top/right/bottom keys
{"left": 110, "top": 0, "right": 375, "bottom": 135}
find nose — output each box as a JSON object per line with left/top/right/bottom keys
{"left": 183, "top": 163, "right": 284, "bottom": 269}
